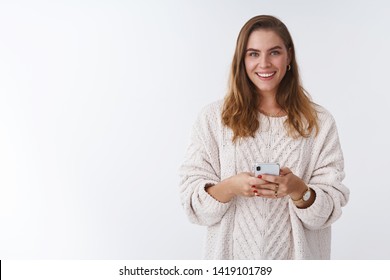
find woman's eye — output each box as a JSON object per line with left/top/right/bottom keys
{"left": 249, "top": 52, "right": 259, "bottom": 57}
{"left": 270, "top": 51, "right": 280, "bottom": 56}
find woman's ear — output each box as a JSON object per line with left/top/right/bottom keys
{"left": 287, "top": 47, "right": 292, "bottom": 65}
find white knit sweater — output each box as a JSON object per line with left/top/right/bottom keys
{"left": 179, "top": 100, "right": 349, "bottom": 259}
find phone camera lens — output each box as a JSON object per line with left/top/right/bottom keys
{"left": 256, "top": 166, "right": 261, "bottom": 171}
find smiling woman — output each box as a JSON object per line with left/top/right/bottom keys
{"left": 244, "top": 30, "right": 290, "bottom": 98}
{"left": 179, "top": 15, "right": 350, "bottom": 260}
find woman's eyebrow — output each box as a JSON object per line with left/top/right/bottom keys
{"left": 268, "top": 46, "right": 282, "bottom": 51}
{"left": 246, "top": 46, "right": 283, "bottom": 52}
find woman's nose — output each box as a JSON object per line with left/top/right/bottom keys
{"left": 258, "top": 55, "right": 271, "bottom": 68}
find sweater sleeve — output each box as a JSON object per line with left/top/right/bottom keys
{"left": 291, "top": 113, "right": 350, "bottom": 230}
{"left": 179, "top": 104, "right": 232, "bottom": 226}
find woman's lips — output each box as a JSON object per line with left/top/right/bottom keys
{"left": 256, "top": 71, "right": 276, "bottom": 79}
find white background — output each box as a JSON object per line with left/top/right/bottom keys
{"left": 0, "top": 0, "right": 389, "bottom": 259}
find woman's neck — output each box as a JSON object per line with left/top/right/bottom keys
{"left": 258, "top": 93, "right": 285, "bottom": 117}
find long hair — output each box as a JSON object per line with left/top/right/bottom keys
{"left": 222, "top": 15, "right": 318, "bottom": 142}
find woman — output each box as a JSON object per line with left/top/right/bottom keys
{"left": 179, "top": 15, "right": 349, "bottom": 259}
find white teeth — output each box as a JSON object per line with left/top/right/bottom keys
{"left": 257, "top": 72, "right": 275, "bottom": 78}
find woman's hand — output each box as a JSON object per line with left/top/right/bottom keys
{"left": 206, "top": 172, "right": 266, "bottom": 202}
{"left": 206, "top": 168, "right": 308, "bottom": 203}
{"left": 257, "top": 167, "right": 307, "bottom": 199}
{"left": 227, "top": 172, "right": 267, "bottom": 197}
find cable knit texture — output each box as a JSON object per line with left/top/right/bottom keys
{"left": 179, "top": 100, "right": 349, "bottom": 259}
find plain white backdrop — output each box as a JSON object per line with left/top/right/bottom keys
{"left": 0, "top": 0, "right": 389, "bottom": 259}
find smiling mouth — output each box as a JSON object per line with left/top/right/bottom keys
{"left": 256, "top": 72, "right": 276, "bottom": 78}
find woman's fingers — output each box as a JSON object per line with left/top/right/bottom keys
{"left": 280, "top": 166, "right": 292, "bottom": 176}
{"left": 251, "top": 183, "right": 288, "bottom": 199}
{"left": 255, "top": 188, "right": 287, "bottom": 198}
{"left": 253, "top": 183, "right": 278, "bottom": 191}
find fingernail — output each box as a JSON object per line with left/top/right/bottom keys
{"left": 257, "top": 175, "right": 262, "bottom": 179}
{"left": 253, "top": 190, "right": 258, "bottom": 193}
{"left": 251, "top": 185, "right": 256, "bottom": 188}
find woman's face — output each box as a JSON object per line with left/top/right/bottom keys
{"left": 244, "top": 29, "right": 291, "bottom": 97}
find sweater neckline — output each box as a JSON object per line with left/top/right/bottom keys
{"left": 258, "top": 112, "right": 288, "bottom": 119}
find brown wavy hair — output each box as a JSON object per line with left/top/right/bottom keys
{"left": 222, "top": 15, "right": 318, "bottom": 142}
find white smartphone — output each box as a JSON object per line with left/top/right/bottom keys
{"left": 254, "top": 163, "right": 280, "bottom": 176}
